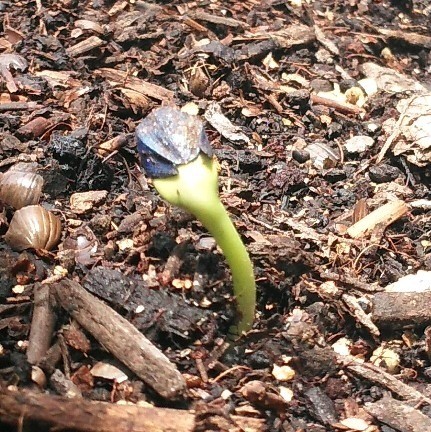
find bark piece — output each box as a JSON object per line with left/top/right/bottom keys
{"left": 377, "top": 28, "right": 431, "bottom": 49}
{"left": 0, "top": 385, "right": 194, "bottom": 432}
{"left": 304, "top": 386, "right": 338, "bottom": 425}
{"left": 82, "top": 267, "right": 209, "bottom": 340}
{"left": 51, "top": 279, "right": 187, "bottom": 400}
{"left": 27, "top": 283, "right": 56, "bottom": 365}
{"left": 344, "top": 361, "right": 431, "bottom": 404}
{"left": 94, "top": 68, "right": 174, "bottom": 101}
{"left": 365, "top": 396, "right": 431, "bottom": 432}
{"left": 372, "top": 291, "right": 431, "bottom": 329}
{"left": 16, "top": 116, "right": 53, "bottom": 138}
{"left": 66, "top": 36, "right": 104, "bottom": 57}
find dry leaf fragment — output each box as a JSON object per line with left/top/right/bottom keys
{"left": 204, "top": 102, "right": 250, "bottom": 144}
{"left": 360, "top": 62, "right": 427, "bottom": 93}
{"left": 390, "top": 93, "right": 431, "bottom": 166}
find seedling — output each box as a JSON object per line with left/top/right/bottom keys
{"left": 136, "top": 106, "right": 256, "bottom": 337}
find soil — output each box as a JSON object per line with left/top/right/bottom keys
{"left": 0, "top": 0, "right": 431, "bottom": 431}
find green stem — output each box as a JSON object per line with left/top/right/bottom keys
{"left": 153, "top": 154, "right": 256, "bottom": 337}
{"left": 197, "top": 199, "right": 256, "bottom": 336}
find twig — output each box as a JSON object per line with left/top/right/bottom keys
{"left": 310, "top": 94, "right": 364, "bottom": 115}
{"left": 0, "top": 385, "right": 195, "bottom": 432}
{"left": 26, "top": 283, "right": 57, "bottom": 365}
{"left": 376, "top": 95, "right": 422, "bottom": 163}
{"left": 0, "top": 102, "right": 41, "bottom": 111}
{"left": 347, "top": 199, "right": 408, "bottom": 239}
{"left": 344, "top": 361, "right": 431, "bottom": 404}
{"left": 342, "top": 293, "right": 380, "bottom": 337}
{"left": 51, "top": 279, "right": 186, "bottom": 400}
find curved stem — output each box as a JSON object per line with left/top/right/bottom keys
{"left": 153, "top": 155, "right": 256, "bottom": 337}
{"left": 196, "top": 200, "right": 256, "bottom": 336}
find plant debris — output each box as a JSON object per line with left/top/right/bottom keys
{"left": 1, "top": 0, "right": 431, "bottom": 431}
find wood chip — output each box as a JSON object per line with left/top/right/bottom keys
{"left": 66, "top": 36, "right": 104, "bottom": 57}
{"left": 346, "top": 199, "right": 408, "bottom": 238}
{"left": 51, "top": 279, "right": 187, "bottom": 399}
{"left": 365, "top": 396, "right": 431, "bottom": 432}
{"left": 345, "top": 361, "right": 431, "bottom": 404}
{"left": 94, "top": 68, "right": 174, "bottom": 101}
{"left": 190, "top": 11, "right": 248, "bottom": 29}
{"left": 70, "top": 190, "right": 108, "bottom": 215}
{"left": 372, "top": 291, "right": 431, "bottom": 329}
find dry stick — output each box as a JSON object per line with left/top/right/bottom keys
{"left": 0, "top": 386, "right": 265, "bottom": 432}
{"left": 346, "top": 199, "right": 408, "bottom": 239}
{"left": 66, "top": 36, "right": 104, "bottom": 56}
{"left": 344, "top": 361, "right": 431, "bottom": 405}
{"left": 0, "top": 386, "right": 195, "bottom": 432}
{"left": 0, "top": 102, "right": 41, "bottom": 111}
{"left": 365, "top": 396, "right": 431, "bottom": 432}
{"left": 26, "top": 283, "right": 57, "bottom": 365}
{"left": 342, "top": 293, "right": 380, "bottom": 337}
{"left": 51, "top": 279, "right": 186, "bottom": 400}
{"left": 310, "top": 94, "right": 364, "bottom": 115}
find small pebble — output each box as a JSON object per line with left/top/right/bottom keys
{"left": 310, "top": 78, "right": 333, "bottom": 93}
{"left": 344, "top": 135, "right": 374, "bottom": 154}
{"left": 292, "top": 149, "right": 310, "bottom": 164}
{"left": 365, "top": 122, "right": 381, "bottom": 134}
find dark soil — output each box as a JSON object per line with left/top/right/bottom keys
{"left": 0, "top": 0, "right": 431, "bottom": 431}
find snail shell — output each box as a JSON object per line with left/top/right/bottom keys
{"left": 0, "top": 169, "right": 44, "bottom": 209}
{"left": 5, "top": 205, "right": 61, "bottom": 251}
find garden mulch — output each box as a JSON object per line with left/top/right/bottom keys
{"left": 0, "top": 1, "right": 431, "bottom": 431}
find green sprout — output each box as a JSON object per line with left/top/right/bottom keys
{"left": 136, "top": 107, "right": 256, "bottom": 337}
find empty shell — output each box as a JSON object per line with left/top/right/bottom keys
{"left": 136, "top": 106, "right": 213, "bottom": 178}
{"left": 5, "top": 205, "right": 61, "bottom": 251}
{"left": 0, "top": 169, "right": 44, "bottom": 209}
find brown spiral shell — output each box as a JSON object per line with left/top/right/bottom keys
{"left": 5, "top": 205, "right": 62, "bottom": 251}
{"left": 0, "top": 169, "right": 44, "bottom": 209}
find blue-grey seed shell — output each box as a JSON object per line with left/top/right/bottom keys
{"left": 136, "top": 106, "right": 213, "bottom": 178}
